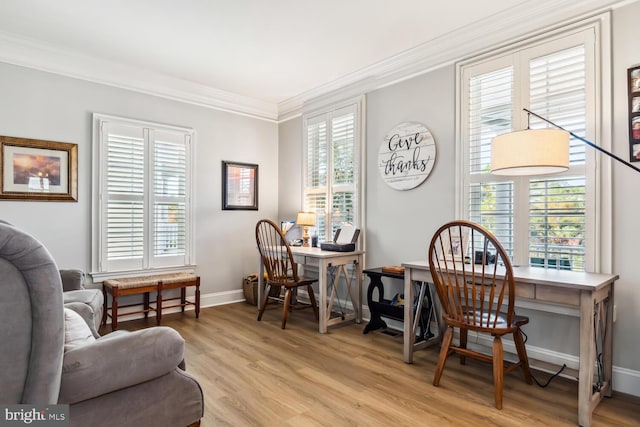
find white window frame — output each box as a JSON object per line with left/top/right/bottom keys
{"left": 91, "top": 113, "right": 196, "bottom": 280}
{"left": 455, "top": 15, "right": 612, "bottom": 273}
{"left": 302, "top": 96, "right": 365, "bottom": 243}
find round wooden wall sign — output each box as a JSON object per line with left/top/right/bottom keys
{"left": 378, "top": 122, "right": 437, "bottom": 190}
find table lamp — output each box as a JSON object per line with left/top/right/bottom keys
{"left": 491, "top": 108, "right": 640, "bottom": 176}
{"left": 296, "top": 211, "right": 316, "bottom": 247}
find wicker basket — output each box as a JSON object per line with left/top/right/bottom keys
{"left": 243, "top": 274, "right": 280, "bottom": 305}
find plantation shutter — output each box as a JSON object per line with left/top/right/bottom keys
{"left": 528, "top": 45, "right": 587, "bottom": 271}
{"left": 463, "top": 30, "right": 593, "bottom": 272}
{"left": 303, "top": 102, "right": 359, "bottom": 242}
{"left": 151, "top": 131, "right": 190, "bottom": 266}
{"left": 330, "top": 108, "right": 356, "bottom": 238}
{"left": 104, "top": 123, "right": 146, "bottom": 271}
{"left": 468, "top": 67, "right": 515, "bottom": 257}
{"left": 97, "top": 117, "right": 193, "bottom": 274}
{"left": 305, "top": 114, "right": 328, "bottom": 240}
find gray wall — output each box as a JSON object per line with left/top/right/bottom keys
{"left": 0, "top": 61, "right": 279, "bottom": 301}
{"left": 278, "top": 116, "right": 303, "bottom": 221}
{"left": 365, "top": 66, "right": 455, "bottom": 268}
{"left": 611, "top": 1, "right": 640, "bottom": 372}
{"left": 278, "top": 3, "right": 640, "bottom": 394}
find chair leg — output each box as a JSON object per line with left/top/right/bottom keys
{"left": 281, "top": 288, "right": 292, "bottom": 329}
{"left": 307, "top": 285, "right": 319, "bottom": 320}
{"left": 459, "top": 328, "right": 468, "bottom": 365}
{"left": 514, "top": 328, "right": 533, "bottom": 384}
{"left": 257, "top": 284, "right": 271, "bottom": 321}
{"left": 433, "top": 326, "right": 454, "bottom": 386}
{"left": 492, "top": 336, "right": 504, "bottom": 409}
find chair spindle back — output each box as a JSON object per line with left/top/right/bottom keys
{"left": 428, "top": 220, "right": 516, "bottom": 332}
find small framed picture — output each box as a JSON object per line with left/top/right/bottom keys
{"left": 222, "top": 160, "right": 258, "bottom": 210}
{"left": 0, "top": 135, "right": 78, "bottom": 201}
{"left": 628, "top": 66, "right": 640, "bottom": 162}
{"left": 440, "top": 227, "right": 469, "bottom": 262}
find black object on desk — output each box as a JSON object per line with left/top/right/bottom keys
{"left": 362, "top": 267, "right": 434, "bottom": 342}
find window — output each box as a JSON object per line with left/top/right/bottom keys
{"left": 303, "top": 98, "right": 363, "bottom": 242}
{"left": 459, "top": 27, "right": 601, "bottom": 272}
{"left": 92, "top": 114, "right": 194, "bottom": 278}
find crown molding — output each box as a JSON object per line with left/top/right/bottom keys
{"left": 0, "top": 31, "right": 279, "bottom": 122}
{"left": 0, "top": 0, "right": 630, "bottom": 124}
{"left": 277, "top": 0, "right": 627, "bottom": 121}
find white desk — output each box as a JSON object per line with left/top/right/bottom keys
{"left": 402, "top": 260, "right": 617, "bottom": 427}
{"left": 258, "top": 246, "right": 364, "bottom": 333}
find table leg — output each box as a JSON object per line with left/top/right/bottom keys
{"left": 111, "top": 287, "right": 119, "bottom": 331}
{"left": 603, "top": 286, "right": 614, "bottom": 397}
{"left": 403, "top": 268, "right": 415, "bottom": 363}
{"left": 195, "top": 277, "right": 201, "bottom": 318}
{"left": 319, "top": 260, "right": 328, "bottom": 333}
{"left": 578, "top": 290, "right": 596, "bottom": 427}
{"left": 258, "top": 261, "right": 264, "bottom": 314}
{"left": 144, "top": 292, "right": 150, "bottom": 318}
{"left": 356, "top": 256, "right": 363, "bottom": 323}
{"left": 157, "top": 281, "right": 163, "bottom": 325}
{"left": 101, "top": 287, "right": 108, "bottom": 327}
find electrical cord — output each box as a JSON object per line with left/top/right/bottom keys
{"left": 520, "top": 328, "right": 567, "bottom": 388}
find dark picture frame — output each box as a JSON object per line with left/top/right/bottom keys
{"left": 0, "top": 135, "right": 78, "bottom": 201}
{"left": 222, "top": 160, "right": 258, "bottom": 210}
{"left": 628, "top": 65, "right": 640, "bottom": 162}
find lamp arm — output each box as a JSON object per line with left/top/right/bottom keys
{"left": 524, "top": 108, "right": 640, "bottom": 174}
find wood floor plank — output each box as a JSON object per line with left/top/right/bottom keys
{"left": 105, "top": 303, "right": 640, "bottom": 426}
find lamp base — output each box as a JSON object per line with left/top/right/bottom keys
{"left": 302, "top": 226, "right": 310, "bottom": 247}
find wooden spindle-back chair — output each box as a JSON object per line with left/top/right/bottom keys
{"left": 255, "top": 219, "right": 319, "bottom": 329}
{"left": 428, "top": 220, "right": 532, "bottom": 409}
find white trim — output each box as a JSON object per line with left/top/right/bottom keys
{"left": 91, "top": 113, "right": 195, "bottom": 276}
{"left": 469, "top": 333, "right": 640, "bottom": 397}
{"left": 277, "top": 1, "right": 627, "bottom": 120}
{"left": 360, "top": 304, "right": 639, "bottom": 396}
{"left": 0, "top": 30, "right": 278, "bottom": 122}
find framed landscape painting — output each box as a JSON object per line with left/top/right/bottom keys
{"left": 0, "top": 136, "right": 78, "bottom": 201}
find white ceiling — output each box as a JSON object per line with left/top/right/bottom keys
{"left": 0, "top": 0, "right": 627, "bottom": 119}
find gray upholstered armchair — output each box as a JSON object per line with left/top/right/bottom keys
{"left": 0, "top": 221, "right": 203, "bottom": 427}
{"left": 61, "top": 268, "right": 104, "bottom": 337}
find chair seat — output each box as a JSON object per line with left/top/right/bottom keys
{"left": 269, "top": 276, "right": 316, "bottom": 288}
{"left": 453, "top": 311, "right": 529, "bottom": 330}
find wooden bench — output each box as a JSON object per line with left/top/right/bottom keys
{"left": 103, "top": 272, "right": 200, "bottom": 330}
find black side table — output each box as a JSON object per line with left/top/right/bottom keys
{"left": 363, "top": 267, "right": 435, "bottom": 342}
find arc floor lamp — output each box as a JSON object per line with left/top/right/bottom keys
{"left": 491, "top": 108, "right": 640, "bottom": 176}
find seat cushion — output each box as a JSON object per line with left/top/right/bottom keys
{"left": 64, "top": 308, "right": 96, "bottom": 352}
{"left": 64, "top": 289, "right": 104, "bottom": 332}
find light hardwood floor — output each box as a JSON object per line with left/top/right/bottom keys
{"left": 109, "top": 303, "right": 639, "bottom": 426}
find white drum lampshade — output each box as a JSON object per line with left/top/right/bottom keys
{"left": 491, "top": 129, "right": 570, "bottom": 176}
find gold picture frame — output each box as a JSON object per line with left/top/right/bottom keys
{"left": 0, "top": 135, "right": 78, "bottom": 201}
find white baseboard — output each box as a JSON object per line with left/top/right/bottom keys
{"left": 106, "top": 290, "right": 640, "bottom": 397}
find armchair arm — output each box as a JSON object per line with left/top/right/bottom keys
{"left": 58, "top": 327, "right": 185, "bottom": 404}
